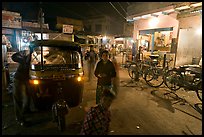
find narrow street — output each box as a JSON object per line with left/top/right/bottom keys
{"left": 2, "top": 54, "right": 202, "bottom": 135}
{"left": 2, "top": 2, "right": 202, "bottom": 135}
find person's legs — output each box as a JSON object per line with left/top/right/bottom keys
{"left": 13, "top": 79, "right": 31, "bottom": 126}
{"left": 22, "top": 81, "right": 31, "bottom": 113}
{"left": 90, "top": 62, "right": 95, "bottom": 81}
{"left": 96, "top": 85, "right": 103, "bottom": 104}
{"left": 88, "top": 62, "right": 91, "bottom": 81}
{"left": 26, "top": 81, "right": 37, "bottom": 112}
{"left": 13, "top": 79, "right": 25, "bottom": 123}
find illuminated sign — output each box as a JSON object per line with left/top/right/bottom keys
{"left": 62, "top": 24, "right": 73, "bottom": 34}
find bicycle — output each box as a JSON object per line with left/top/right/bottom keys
{"left": 164, "top": 65, "right": 202, "bottom": 101}
{"left": 127, "top": 59, "right": 150, "bottom": 81}
{"left": 144, "top": 54, "right": 173, "bottom": 88}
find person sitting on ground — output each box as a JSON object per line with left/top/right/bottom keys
{"left": 80, "top": 88, "right": 115, "bottom": 135}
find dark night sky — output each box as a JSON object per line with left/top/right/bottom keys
{"left": 2, "top": 2, "right": 131, "bottom": 22}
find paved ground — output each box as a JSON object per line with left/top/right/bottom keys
{"left": 2, "top": 54, "right": 202, "bottom": 135}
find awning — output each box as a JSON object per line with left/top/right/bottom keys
{"left": 22, "top": 27, "right": 53, "bottom": 33}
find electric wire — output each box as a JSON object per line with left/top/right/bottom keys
{"left": 117, "top": 2, "right": 128, "bottom": 16}
{"left": 85, "top": 2, "right": 125, "bottom": 25}
{"left": 109, "top": 2, "right": 127, "bottom": 20}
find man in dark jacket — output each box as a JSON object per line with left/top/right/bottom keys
{"left": 11, "top": 50, "right": 32, "bottom": 126}
{"left": 94, "top": 50, "right": 116, "bottom": 104}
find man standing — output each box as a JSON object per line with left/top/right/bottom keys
{"left": 94, "top": 50, "right": 116, "bottom": 104}
{"left": 11, "top": 50, "right": 32, "bottom": 126}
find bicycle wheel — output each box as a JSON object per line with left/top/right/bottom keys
{"left": 164, "top": 70, "right": 181, "bottom": 91}
{"left": 144, "top": 67, "right": 164, "bottom": 88}
{"left": 195, "top": 81, "right": 202, "bottom": 101}
{"left": 128, "top": 63, "right": 137, "bottom": 79}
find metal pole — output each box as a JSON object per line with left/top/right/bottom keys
{"left": 163, "top": 53, "right": 166, "bottom": 69}
{"left": 40, "top": 7, "right": 44, "bottom": 70}
{"left": 151, "top": 32, "right": 154, "bottom": 54}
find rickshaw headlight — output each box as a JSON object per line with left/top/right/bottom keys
{"left": 29, "top": 80, "right": 40, "bottom": 85}
{"left": 77, "top": 76, "right": 82, "bottom": 82}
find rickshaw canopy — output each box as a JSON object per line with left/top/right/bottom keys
{"left": 30, "top": 40, "right": 82, "bottom": 53}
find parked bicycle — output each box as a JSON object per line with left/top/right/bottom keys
{"left": 164, "top": 65, "right": 202, "bottom": 101}
{"left": 144, "top": 54, "right": 173, "bottom": 88}
{"left": 127, "top": 59, "right": 150, "bottom": 81}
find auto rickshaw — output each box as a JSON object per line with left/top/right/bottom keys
{"left": 28, "top": 40, "right": 84, "bottom": 131}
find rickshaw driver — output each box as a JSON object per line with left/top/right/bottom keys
{"left": 12, "top": 49, "right": 36, "bottom": 126}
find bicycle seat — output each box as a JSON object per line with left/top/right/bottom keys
{"left": 149, "top": 55, "right": 159, "bottom": 59}
{"left": 126, "top": 60, "right": 131, "bottom": 63}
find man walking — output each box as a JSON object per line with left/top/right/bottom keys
{"left": 94, "top": 50, "right": 116, "bottom": 104}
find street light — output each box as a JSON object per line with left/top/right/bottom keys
{"left": 102, "top": 36, "right": 107, "bottom": 45}
{"left": 102, "top": 36, "right": 107, "bottom": 41}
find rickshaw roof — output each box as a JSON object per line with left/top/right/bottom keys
{"left": 80, "top": 44, "right": 98, "bottom": 47}
{"left": 30, "top": 40, "right": 81, "bottom": 49}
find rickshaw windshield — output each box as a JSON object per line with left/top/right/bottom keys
{"left": 30, "top": 46, "right": 82, "bottom": 70}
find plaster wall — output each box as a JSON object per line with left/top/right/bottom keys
{"left": 133, "top": 13, "right": 179, "bottom": 40}
{"left": 178, "top": 15, "right": 201, "bottom": 29}
{"left": 175, "top": 15, "right": 202, "bottom": 66}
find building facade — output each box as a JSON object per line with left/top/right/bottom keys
{"left": 2, "top": 10, "right": 22, "bottom": 51}
{"left": 83, "top": 15, "right": 125, "bottom": 46}
{"left": 127, "top": 2, "right": 202, "bottom": 67}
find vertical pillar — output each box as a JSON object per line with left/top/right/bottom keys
{"left": 151, "top": 32, "right": 154, "bottom": 54}
{"left": 72, "top": 34, "right": 74, "bottom": 42}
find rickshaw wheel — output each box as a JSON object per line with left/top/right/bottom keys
{"left": 57, "top": 115, "right": 66, "bottom": 131}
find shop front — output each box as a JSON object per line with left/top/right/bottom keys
{"left": 2, "top": 10, "right": 22, "bottom": 51}
{"left": 132, "top": 12, "right": 179, "bottom": 68}
{"left": 127, "top": 2, "right": 202, "bottom": 67}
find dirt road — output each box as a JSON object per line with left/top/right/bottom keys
{"left": 2, "top": 57, "right": 202, "bottom": 135}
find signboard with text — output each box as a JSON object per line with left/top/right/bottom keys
{"left": 62, "top": 24, "right": 73, "bottom": 34}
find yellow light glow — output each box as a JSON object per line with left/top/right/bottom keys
{"left": 149, "top": 17, "right": 159, "bottom": 27}
{"left": 196, "top": 27, "right": 202, "bottom": 35}
{"left": 77, "top": 76, "right": 82, "bottom": 82}
{"left": 33, "top": 80, "right": 39, "bottom": 85}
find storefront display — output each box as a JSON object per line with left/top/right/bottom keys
{"left": 154, "top": 31, "right": 173, "bottom": 51}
